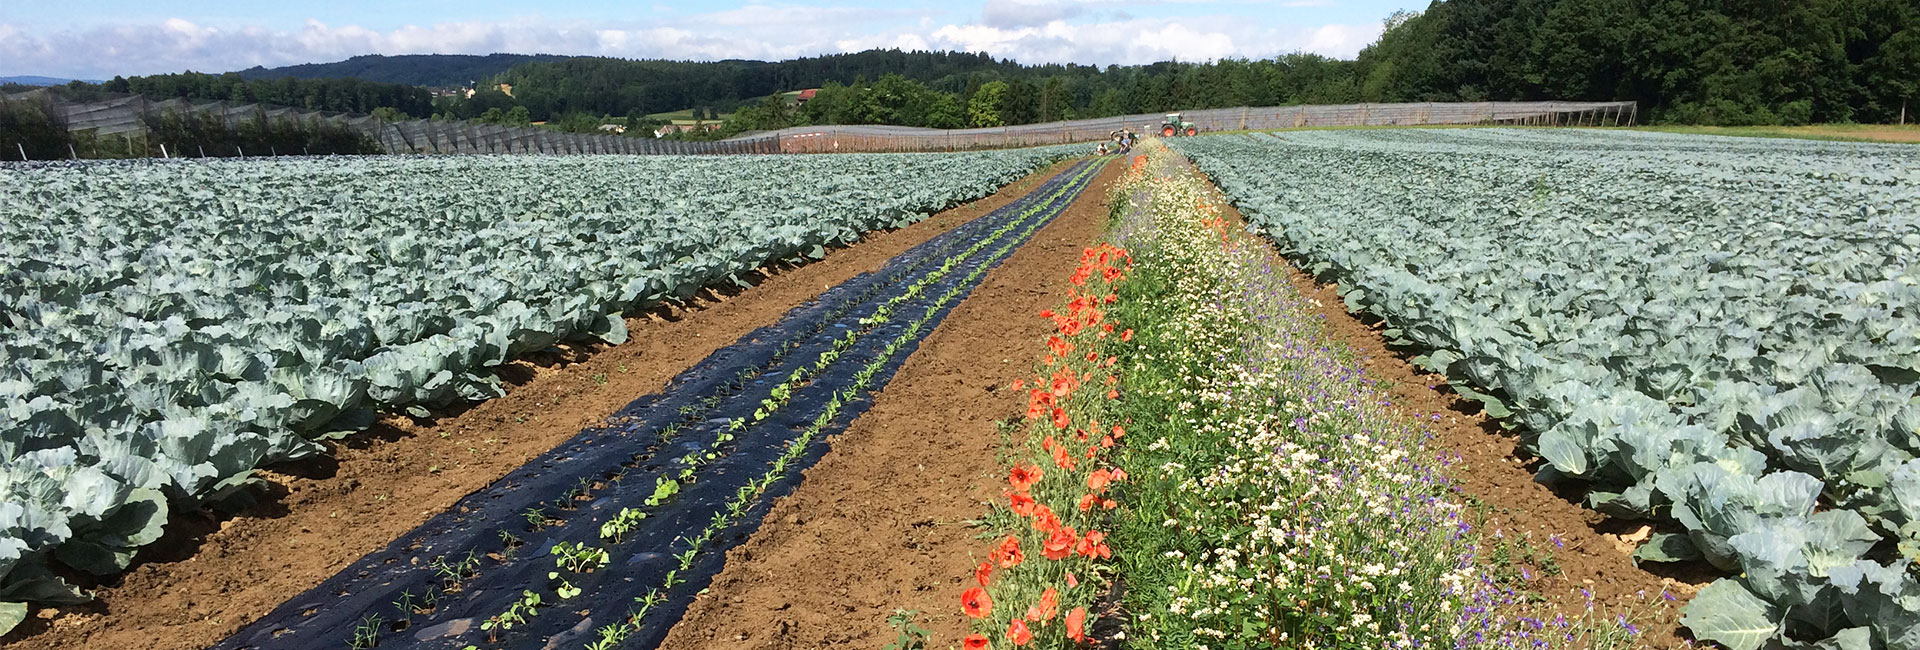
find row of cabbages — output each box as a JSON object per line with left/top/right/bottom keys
{"left": 0, "top": 148, "right": 1073, "bottom": 627}
{"left": 1171, "top": 129, "right": 1920, "bottom": 650}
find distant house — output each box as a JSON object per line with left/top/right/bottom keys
{"left": 796, "top": 89, "right": 819, "bottom": 105}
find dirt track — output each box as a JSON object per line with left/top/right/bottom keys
{"left": 656, "top": 158, "right": 1124, "bottom": 650}
{"left": 6, "top": 160, "right": 1079, "bottom": 650}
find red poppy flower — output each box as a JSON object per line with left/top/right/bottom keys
{"left": 1030, "top": 506, "right": 1060, "bottom": 535}
{"left": 1011, "top": 379, "right": 1025, "bottom": 390}
{"left": 1027, "top": 587, "right": 1059, "bottom": 623}
{"left": 962, "top": 587, "right": 993, "bottom": 618}
{"left": 1051, "top": 408, "right": 1071, "bottom": 430}
{"left": 1066, "top": 607, "right": 1088, "bottom": 642}
{"left": 1050, "top": 368, "right": 1079, "bottom": 397}
{"left": 1043, "top": 527, "right": 1077, "bottom": 560}
{"left": 1087, "top": 469, "right": 1111, "bottom": 494}
{"left": 963, "top": 633, "right": 990, "bottom": 650}
{"left": 975, "top": 561, "right": 993, "bottom": 587}
{"left": 1120, "top": 329, "right": 1134, "bottom": 342}
{"left": 1051, "top": 442, "right": 1077, "bottom": 470}
{"left": 1008, "top": 491, "right": 1036, "bottom": 516}
{"left": 1039, "top": 309, "right": 1055, "bottom": 318}
{"left": 1009, "top": 464, "right": 1043, "bottom": 492}
{"left": 1066, "top": 572, "right": 1079, "bottom": 588}
{"left": 1077, "top": 494, "right": 1096, "bottom": 511}
{"left": 1102, "top": 498, "right": 1117, "bottom": 510}
{"left": 992, "top": 535, "right": 1024, "bottom": 568}
{"left": 1008, "top": 618, "right": 1033, "bottom": 646}
{"left": 1047, "top": 336, "right": 1072, "bottom": 357}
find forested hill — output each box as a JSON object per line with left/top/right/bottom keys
{"left": 235, "top": 53, "right": 572, "bottom": 87}
{"left": 492, "top": 51, "right": 1029, "bottom": 117}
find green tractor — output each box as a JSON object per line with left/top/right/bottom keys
{"left": 1161, "top": 113, "right": 1198, "bottom": 137}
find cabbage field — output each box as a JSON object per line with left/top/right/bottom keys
{"left": 1171, "top": 129, "right": 1920, "bottom": 649}
{"left": 0, "top": 148, "right": 1073, "bottom": 628}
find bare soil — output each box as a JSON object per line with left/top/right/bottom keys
{"left": 1199, "top": 175, "right": 1703, "bottom": 647}
{"left": 4, "top": 160, "right": 1080, "bottom": 650}
{"left": 655, "top": 159, "right": 1124, "bottom": 650}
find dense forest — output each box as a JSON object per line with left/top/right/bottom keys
{"left": 74, "top": 74, "right": 439, "bottom": 118}
{"left": 38, "top": 0, "right": 1920, "bottom": 134}
{"left": 1356, "top": 0, "right": 1918, "bottom": 124}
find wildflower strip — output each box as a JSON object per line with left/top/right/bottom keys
{"left": 1098, "top": 143, "right": 1659, "bottom": 649}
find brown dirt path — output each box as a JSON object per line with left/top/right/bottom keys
{"left": 1193, "top": 170, "right": 1701, "bottom": 647}
{"left": 656, "top": 159, "right": 1124, "bottom": 650}
{"left": 5, "top": 160, "right": 1081, "bottom": 650}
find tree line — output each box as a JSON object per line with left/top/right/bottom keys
{"left": 53, "top": 73, "right": 439, "bottom": 118}
{"left": 1355, "top": 0, "right": 1917, "bottom": 125}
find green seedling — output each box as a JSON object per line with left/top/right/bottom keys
{"left": 523, "top": 507, "right": 550, "bottom": 531}
{"left": 551, "top": 541, "right": 610, "bottom": 573}
{"left": 349, "top": 613, "right": 384, "bottom": 649}
{"left": 429, "top": 551, "right": 481, "bottom": 593}
{"left": 479, "top": 590, "right": 543, "bottom": 641}
{"left": 645, "top": 477, "right": 680, "bottom": 507}
{"left": 600, "top": 507, "right": 648, "bottom": 543}
{"left": 882, "top": 609, "right": 931, "bottom": 650}
{"left": 547, "top": 573, "right": 582, "bottom": 599}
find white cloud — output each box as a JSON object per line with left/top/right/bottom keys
{"left": 0, "top": 4, "right": 1384, "bottom": 79}
{"left": 925, "top": 15, "right": 1376, "bottom": 65}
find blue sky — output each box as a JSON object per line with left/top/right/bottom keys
{"left": 1, "top": 0, "right": 1413, "bottom": 79}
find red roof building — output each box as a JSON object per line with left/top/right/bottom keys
{"left": 796, "top": 88, "right": 819, "bottom": 104}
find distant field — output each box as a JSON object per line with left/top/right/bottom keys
{"left": 1633, "top": 123, "right": 1920, "bottom": 144}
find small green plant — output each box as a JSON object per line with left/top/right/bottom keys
{"left": 349, "top": 612, "right": 384, "bottom": 649}
{"left": 480, "top": 590, "right": 543, "bottom": 642}
{"left": 600, "top": 507, "right": 648, "bottom": 543}
{"left": 591, "top": 371, "right": 609, "bottom": 385}
{"left": 882, "top": 608, "right": 931, "bottom": 650}
{"left": 523, "top": 506, "right": 549, "bottom": 530}
{"left": 552, "top": 541, "right": 610, "bottom": 573}
{"left": 548, "top": 572, "right": 582, "bottom": 599}
{"left": 391, "top": 587, "right": 437, "bottom": 618}
{"left": 645, "top": 477, "right": 681, "bottom": 506}
{"left": 585, "top": 620, "right": 632, "bottom": 650}
{"left": 429, "top": 551, "right": 481, "bottom": 593}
